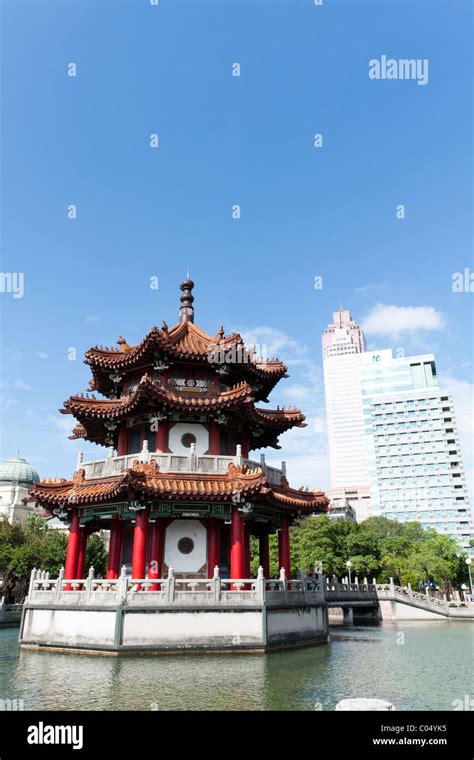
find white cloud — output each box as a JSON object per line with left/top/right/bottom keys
{"left": 238, "top": 326, "right": 309, "bottom": 363}
{"left": 1, "top": 379, "right": 32, "bottom": 391}
{"left": 2, "top": 398, "right": 18, "bottom": 410}
{"left": 85, "top": 314, "right": 101, "bottom": 324}
{"left": 37, "top": 352, "right": 48, "bottom": 360}
{"left": 361, "top": 304, "right": 446, "bottom": 341}
{"left": 47, "top": 414, "right": 75, "bottom": 433}
{"left": 355, "top": 281, "right": 389, "bottom": 294}
{"left": 14, "top": 379, "right": 32, "bottom": 390}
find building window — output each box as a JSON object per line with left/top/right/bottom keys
{"left": 128, "top": 429, "right": 142, "bottom": 454}
{"left": 181, "top": 433, "right": 197, "bottom": 448}
{"left": 127, "top": 427, "right": 156, "bottom": 454}
{"left": 178, "top": 537, "right": 194, "bottom": 555}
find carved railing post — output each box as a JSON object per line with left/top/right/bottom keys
{"left": 256, "top": 566, "right": 265, "bottom": 603}
{"left": 166, "top": 566, "right": 175, "bottom": 602}
{"left": 140, "top": 439, "right": 150, "bottom": 464}
{"left": 27, "top": 568, "right": 37, "bottom": 599}
{"left": 213, "top": 565, "right": 221, "bottom": 602}
{"left": 118, "top": 565, "right": 128, "bottom": 604}
{"left": 279, "top": 567, "right": 287, "bottom": 593}
{"left": 189, "top": 443, "right": 196, "bottom": 471}
{"left": 85, "top": 566, "right": 95, "bottom": 602}
{"left": 55, "top": 567, "right": 64, "bottom": 601}
{"left": 234, "top": 444, "right": 243, "bottom": 467}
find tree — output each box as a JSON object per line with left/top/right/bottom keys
{"left": 0, "top": 515, "right": 108, "bottom": 600}
{"left": 86, "top": 533, "right": 108, "bottom": 577}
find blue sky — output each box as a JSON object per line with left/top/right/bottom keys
{"left": 1, "top": 0, "right": 472, "bottom": 495}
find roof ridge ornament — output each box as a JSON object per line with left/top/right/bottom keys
{"left": 117, "top": 336, "right": 130, "bottom": 352}
{"left": 179, "top": 279, "right": 195, "bottom": 323}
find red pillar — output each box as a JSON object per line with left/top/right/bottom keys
{"left": 106, "top": 517, "right": 123, "bottom": 579}
{"left": 209, "top": 421, "right": 220, "bottom": 455}
{"left": 278, "top": 514, "right": 291, "bottom": 578}
{"left": 243, "top": 524, "right": 251, "bottom": 579}
{"left": 64, "top": 509, "right": 81, "bottom": 589}
{"left": 148, "top": 519, "right": 166, "bottom": 590}
{"left": 207, "top": 518, "right": 221, "bottom": 578}
{"left": 156, "top": 420, "right": 169, "bottom": 453}
{"left": 230, "top": 505, "right": 244, "bottom": 588}
{"left": 132, "top": 508, "right": 149, "bottom": 584}
{"left": 117, "top": 424, "right": 128, "bottom": 456}
{"left": 241, "top": 431, "right": 249, "bottom": 458}
{"left": 76, "top": 528, "right": 88, "bottom": 582}
{"left": 259, "top": 532, "right": 270, "bottom": 578}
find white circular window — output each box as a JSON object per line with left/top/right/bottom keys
{"left": 168, "top": 423, "right": 209, "bottom": 455}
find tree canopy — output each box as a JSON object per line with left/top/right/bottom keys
{"left": 0, "top": 514, "right": 107, "bottom": 601}
{"left": 251, "top": 515, "right": 469, "bottom": 589}
{"left": 0, "top": 513, "right": 469, "bottom": 601}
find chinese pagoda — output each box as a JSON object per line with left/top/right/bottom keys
{"left": 22, "top": 281, "right": 330, "bottom": 654}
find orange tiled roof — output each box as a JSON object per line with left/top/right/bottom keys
{"left": 85, "top": 322, "right": 287, "bottom": 400}
{"left": 62, "top": 375, "right": 305, "bottom": 447}
{"left": 30, "top": 461, "right": 329, "bottom": 513}
{"left": 62, "top": 377, "right": 255, "bottom": 418}
{"left": 86, "top": 322, "right": 285, "bottom": 372}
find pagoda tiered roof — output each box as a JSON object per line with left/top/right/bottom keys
{"left": 62, "top": 374, "right": 305, "bottom": 448}
{"left": 85, "top": 320, "right": 287, "bottom": 400}
{"left": 30, "top": 461, "right": 329, "bottom": 514}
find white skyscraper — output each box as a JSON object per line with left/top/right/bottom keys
{"left": 322, "top": 308, "right": 473, "bottom": 547}
{"left": 322, "top": 307, "right": 371, "bottom": 520}
{"left": 360, "top": 349, "right": 472, "bottom": 551}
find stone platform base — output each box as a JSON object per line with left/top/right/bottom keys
{"left": 19, "top": 603, "right": 330, "bottom": 655}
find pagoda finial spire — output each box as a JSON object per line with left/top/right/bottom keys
{"left": 179, "top": 278, "right": 195, "bottom": 323}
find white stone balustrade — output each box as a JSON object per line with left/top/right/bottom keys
{"left": 26, "top": 566, "right": 327, "bottom": 608}
{"left": 77, "top": 447, "right": 284, "bottom": 485}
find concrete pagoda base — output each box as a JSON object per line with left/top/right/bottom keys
{"left": 19, "top": 569, "right": 329, "bottom": 655}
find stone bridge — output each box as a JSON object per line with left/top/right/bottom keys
{"left": 325, "top": 577, "right": 473, "bottom": 622}
{"left": 375, "top": 580, "right": 473, "bottom": 621}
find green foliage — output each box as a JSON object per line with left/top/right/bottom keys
{"left": 86, "top": 533, "right": 108, "bottom": 577}
{"left": 250, "top": 514, "right": 467, "bottom": 586}
{"left": 0, "top": 516, "right": 108, "bottom": 598}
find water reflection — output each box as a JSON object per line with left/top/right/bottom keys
{"left": 1, "top": 622, "right": 471, "bottom": 711}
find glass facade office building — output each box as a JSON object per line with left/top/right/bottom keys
{"left": 360, "top": 350, "right": 472, "bottom": 550}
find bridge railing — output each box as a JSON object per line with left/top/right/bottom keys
{"left": 376, "top": 581, "right": 473, "bottom": 614}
